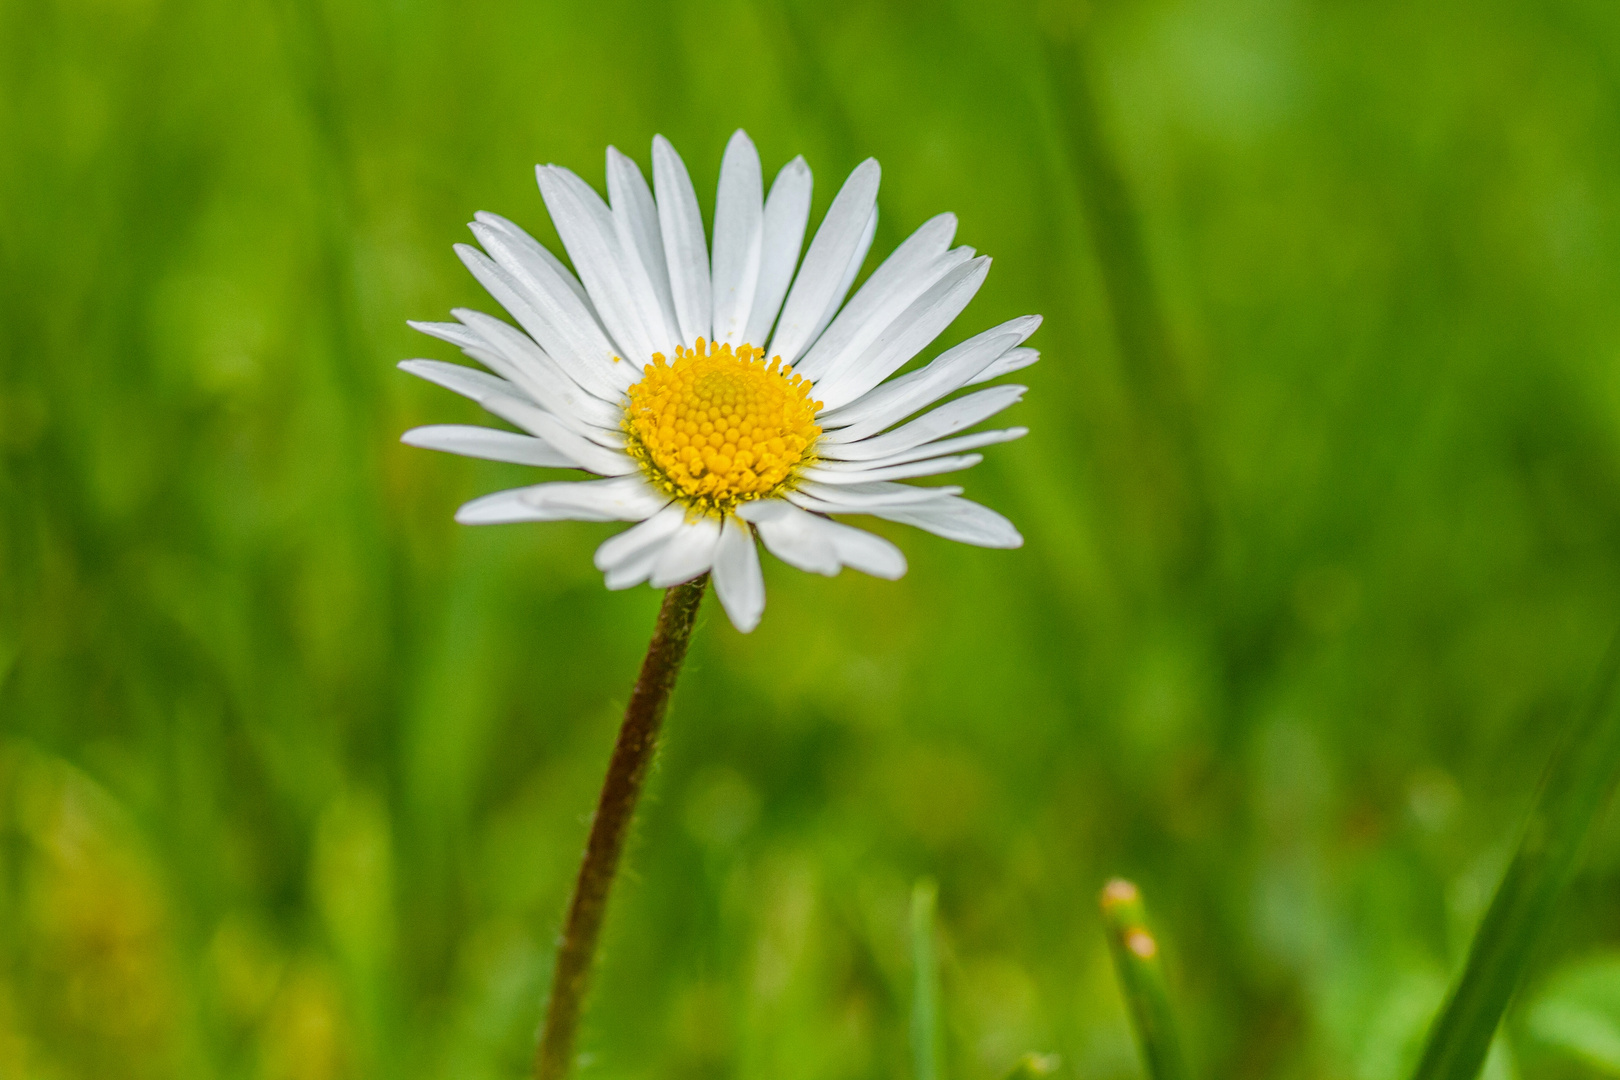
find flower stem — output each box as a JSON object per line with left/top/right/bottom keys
{"left": 534, "top": 574, "right": 708, "bottom": 1080}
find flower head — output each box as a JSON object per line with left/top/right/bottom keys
{"left": 402, "top": 131, "right": 1038, "bottom": 632}
{"left": 623, "top": 339, "right": 821, "bottom": 514}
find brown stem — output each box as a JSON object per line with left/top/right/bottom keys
{"left": 534, "top": 574, "right": 708, "bottom": 1080}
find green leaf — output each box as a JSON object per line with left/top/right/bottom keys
{"left": 1526, "top": 954, "right": 1620, "bottom": 1073}
{"left": 1412, "top": 641, "right": 1620, "bottom": 1080}
{"left": 1100, "top": 879, "right": 1190, "bottom": 1080}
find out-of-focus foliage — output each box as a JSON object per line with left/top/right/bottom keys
{"left": 1409, "top": 635, "right": 1620, "bottom": 1080}
{"left": 1099, "top": 880, "right": 1189, "bottom": 1080}
{"left": 1528, "top": 955, "right": 1620, "bottom": 1073}
{"left": 4, "top": 0, "right": 1620, "bottom": 1077}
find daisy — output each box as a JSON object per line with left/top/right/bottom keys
{"left": 401, "top": 131, "right": 1038, "bottom": 632}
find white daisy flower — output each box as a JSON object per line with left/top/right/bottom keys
{"left": 401, "top": 131, "right": 1038, "bottom": 633}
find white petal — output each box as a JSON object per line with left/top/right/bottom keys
{"left": 478, "top": 396, "right": 637, "bottom": 476}
{"left": 817, "top": 426, "right": 1028, "bottom": 467}
{"left": 409, "top": 318, "right": 483, "bottom": 353}
{"left": 737, "top": 500, "right": 839, "bottom": 575}
{"left": 606, "top": 147, "right": 681, "bottom": 351}
{"left": 448, "top": 308, "right": 624, "bottom": 430}
{"left": 467, "top": 214, "right": 622, "bottom": 389}
{"left": 965, "top": 345, "right": 1039, "bottom": 386}
{"left": 453, "top": 478, "right": 662, "bottom": 526}
{"left": 807, "top": 206, "right": 880, "bottom": 355}
{"left": 401, "top": 424, "right": 575, "bottom": 468}
{"left": 652, "top": 135, "right": 712, "bottom": 346}
{"left": 454, "top": 480, "right": 656, "bottom": 525}
{"left": 401, "top": 359, "right": 600, "bottom": 453}
{"left": 399, "top": 358, "right": 516, "bottom": 405}
{"left": 870, "top": 495, "right": 1023, "bottom": 548}
{"left": 536, "top": 165, "right": 660, "bottom": 367}
{"left": 819, "top": 315, "right": 1039, "bottom": 441}
{"left": 788, "top": 480, "right": 963, "bottom": 514}
{"left": 412, "top": 307, "right": 621, "bottom": 440}
{"left": 649, "top": 515, "right": 722, "bottom": 588}
{"left": 455, "top": 240, "right": 629, "bottom": 401}
{"left": 769, "top": 158, "right": 880, "bottom": 364}
{"left": 595, "top": 504, "right": 688, "bottom": 589}
{"left": 454, "top": 486, "right": 561, "bottom": 525}
{"left": 710, "top": 131, "right": 764, "bottom": 348}
{"left": 825, "top": 386, "right": 1028, "bottom": 460}
{"left": 737, "top": 500, "right": 905, "bottom": 579}
{"left": 743, "top": 157, "right": 812, "bottom": 348}
{"left": 794, "top": 213, "right": 961, "bottom": 382}
{"left": 818, "top": 517, "right": 907, "bottom": 579}
{"left": 810, "top": 255, "right": 991, "bottom": 411}
{"left": 457, "top": 345, "right": 622, "bottom": 449}
{"left": 518, "top": 475, "right": 668, "bottom": 521}
{"left": 711, "top": 515, "right": 765, "bottom": 632}
{"left": 456, "top": 244, "right": 631, "bottom": 401}
{"left": 472, "top": 211, "right": 593, "bottom": 310}
{"left": 800, "top": 454, "right": 982, "bottom": 484}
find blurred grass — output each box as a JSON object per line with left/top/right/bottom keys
{"left": 1413, "top": 637, "right": 1620, "bottom": 1080}
{"left": 1100, "top": 879, "right": 1189, "bottom": 1080}
{"left": 912, "top": 879, "right": 942, "bottom": 1080}
{"left": 5, "top": 0, "right": 1620, "bottom": 1077}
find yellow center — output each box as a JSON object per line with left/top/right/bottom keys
{"left": 623, "top": 338, "right": 822, "bottom": 515}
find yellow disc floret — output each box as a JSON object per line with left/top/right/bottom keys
{"left": 624, "top": 338, "right": 821, "bottom": 515}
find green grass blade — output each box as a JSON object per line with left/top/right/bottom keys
{"left": 1100, "top": 879, "right": 1190, "bottom": 1080}
{"left": 912, "top": 878, "right": 942, "bottom": 1080}
{"left": 1412, "top": 637, "right": 1620, "bottom": 1080}
{"left": 1038, "top": 12, "right": 1212, "bottom": 577}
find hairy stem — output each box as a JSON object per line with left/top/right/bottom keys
{"left": 534, "top": 574, "right": 708, "bottom": 1080}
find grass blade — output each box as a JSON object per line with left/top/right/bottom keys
{"left": 1100, "top": 879, "right": 1190, "bottom": 1080}
{"left": 912, "top": 878, "right": 941, "bottom": 1080}
{"left": 1412, "top": 637, "right": 1620, "bottom": 1080}
{"left": 1038, "top": 11, "right": 1212, "bottom": 577}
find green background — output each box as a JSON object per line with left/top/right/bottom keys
{"left": 5, "top": 0, "right": 1620, "bottom": 1076}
